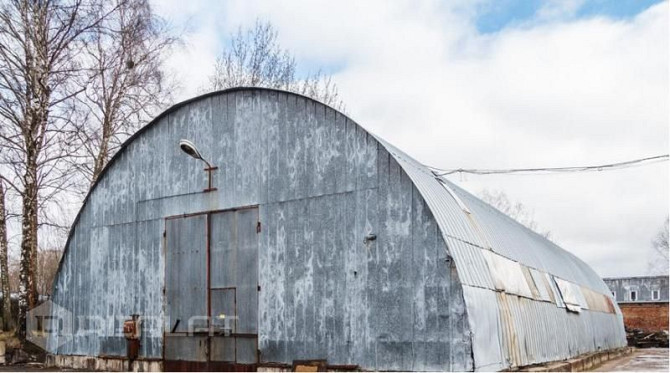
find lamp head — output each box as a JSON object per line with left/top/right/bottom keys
{"left": 179, "top": 139, "right": 203, "bottom": 160}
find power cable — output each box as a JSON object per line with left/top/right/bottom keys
{"left": 429, "top": 154, "right": 669, "bottom": 176}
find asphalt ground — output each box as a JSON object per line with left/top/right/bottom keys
{"left": 593, "top": 348, "right": 669, "bottom": 372}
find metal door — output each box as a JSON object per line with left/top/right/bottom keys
{"left": 210, "top": 208, "right": 259, "bottom": 364}
{"left": 164, "top": 207, "right": 259, "bottom": 368}
{"left": 164, "top": 214, "right": 208, "bottom": 362}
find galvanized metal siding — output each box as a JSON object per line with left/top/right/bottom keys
{"left": 449, "top": 183, "right": 610, "bottom": 294}
{"left": 165, "top": 215, "right": 208, "bottom": 333}
{"left": 50, "top": 218, "right": 164, "bottom": 357}
{"left": 50, "top": 89, "right": 472, "bottom": 371}
{"left": 373, "top": 137, "right": 626, "bottom": 370}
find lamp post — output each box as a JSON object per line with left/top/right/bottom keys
{"left": 179, "top": 139, "right": 218, "bottom": 192}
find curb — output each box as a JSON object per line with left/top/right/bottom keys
{"left": 520, "top": 347, "right": 633, "bottom": 372}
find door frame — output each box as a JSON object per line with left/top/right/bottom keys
{"left": 162, "top": 205, "right": 260, "bottom": 369}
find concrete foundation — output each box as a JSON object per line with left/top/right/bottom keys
{"left": 521, "top": 347, "right": 633, "bottom": 372}
{"left": 46, "top": 354, "right": 162, "bottom": 372}
{"left": 45, "top": 348, "right": 632, "bottom": 372}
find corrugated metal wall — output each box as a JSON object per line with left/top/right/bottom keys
{"left": 49, "top": 87, "right": 626, "bottom": 371}
{"left": 49, "top": 89, "right": 472, "bottom": 370}
{"left": 375, "top": 137, "right": 627, "bottom": 371}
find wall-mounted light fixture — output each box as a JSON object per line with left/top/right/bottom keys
{"left": 179, "top": 139, "right": 218, "bottom": 192}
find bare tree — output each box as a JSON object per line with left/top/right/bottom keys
{"left": 69, "top": 0, "right": 177, "bottom": 187}
{"left": 0, "top": 0, "right": 115, "bottom": 340}
{"left": 0, "top": 178, "right": 11, "bottom": 330}
{"left": 479, "top": 189, "right": 552, "bottom": 239}
{"left": 648, "top": 217, "right": 669, "bottom": 275}
{"left": 206, "top": 20, "right": 345, "bottom": 112}
{"left": 35, "top": 248, "right": 62, "bottom": 297}
{"left": 7, "top": 248, "right": 61, "bottom": 297}
{"left": 8, "top": 257, "right": 18, "bottom": 296}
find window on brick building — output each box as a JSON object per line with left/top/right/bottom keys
{"left": 630, "top": 290, "right": 637, "bottom": 301}
{"left": 652, "top": 289, "right": 660, "bottom": 300}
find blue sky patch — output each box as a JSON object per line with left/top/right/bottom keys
{"left": 576, "top": 0, "right": 664, "bottom": 19}
{"left": 475, "top": 0, "right": 543, "bottom": 33}
{"left": 476, "top": 0, "right": 664, "bottom": 33}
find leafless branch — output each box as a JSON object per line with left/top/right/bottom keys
{"left": 204, "top": 19, "right": 346, "bottom": 112}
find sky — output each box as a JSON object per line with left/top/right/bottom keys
{"left": 151, "top": 0, "right": 669, "bottom": 278}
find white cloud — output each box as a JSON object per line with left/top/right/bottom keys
{"left": 153, "top": 0, "right": 228, "bottom": 99}
{"left": 153, "top": 0, "right": 668, "bottom": 277}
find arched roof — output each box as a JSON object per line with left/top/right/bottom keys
{"left": 374, "top": 123, "right": 624, "bottom": 370}
{"left": 377, "top": 137, "right": 609, "bottom": 294}
{"left": 64, "top": 87, "right": 609, "bottom": 293}
{"left": 56, "top": 87, "right": 625, "bottom": 370}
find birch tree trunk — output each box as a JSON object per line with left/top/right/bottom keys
{"left": 16, "top": 0, "right": 51, "bottom": 340}
{"left": 0, "top": 180, "right": 11, "bottom": 331}
{"left": 0, "top": 0, "right": 116, "bottom": 341}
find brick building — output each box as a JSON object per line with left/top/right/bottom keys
{"left": 603, "top": 276, "right": 669, "bottom": 332}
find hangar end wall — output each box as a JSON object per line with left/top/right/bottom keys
{"left": 49, "top": 89, "right": 473, "bottom": 371}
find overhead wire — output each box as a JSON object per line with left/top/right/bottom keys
{"left": 429, "top": 154, "right": 669, "bottom": 176}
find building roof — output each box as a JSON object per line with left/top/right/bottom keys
{"left": 375, "top": 136, "right": 625, "bottom": 370}
{"left": 56, "top": 88, "right": 626, "bottom": 370}
{"left": 603, "top": 275, "right": 669, "bottom": 281}
{"left": 378, "top": 137, "right": 610, "bottom": 294}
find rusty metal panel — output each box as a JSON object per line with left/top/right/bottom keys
{"left": 497, "top": 292, "right": 521, "bottom": 367}
{"left": 581, "top": 286, "right": 615, "bottom": 314}
{"left": 495, "top": 293, "right": 627, "bottom": 369}
{"left": 573, "top": 284, "right": 590, "bottom": 310}
{"left": 521, "top": 266, "right": 541, "bottom": 300}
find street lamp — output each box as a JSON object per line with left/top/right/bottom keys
{"left": 179, "top": 139, "right": 218, "bottom": 192}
